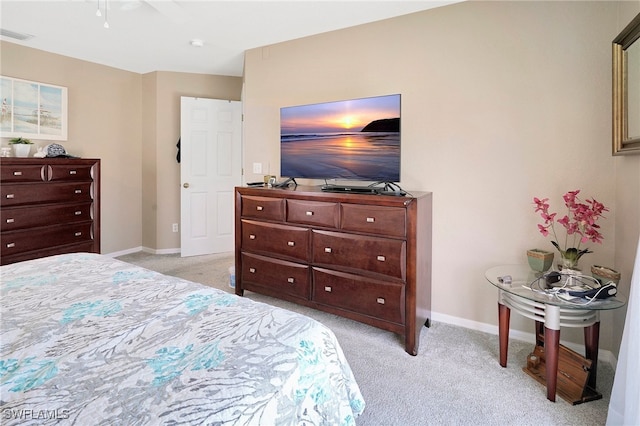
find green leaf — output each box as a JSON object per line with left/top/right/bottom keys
{"left": 564, "top": 247, "right": 579, "bottom": 261}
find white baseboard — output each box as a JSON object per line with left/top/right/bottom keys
{"left": 431, "top": 311, "right": 617, "bottom": 369}
{"left": 147, "top": 247, "right": 181, "bottom": 255}
{"left": 104, "top": 247, "right": 143, "bottom": 258}
{"left": 104, "top": 247, "right": 181, "bottom": 257}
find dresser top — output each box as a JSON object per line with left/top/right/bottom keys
{"left": 1, "top": 158, "right": 100, "bottom": 164}
{"left": 236, "top": 185, "right": 431, "bottom": 207}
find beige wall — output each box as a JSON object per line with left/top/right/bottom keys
{"left": 1, "top": 42, "right": 144, "bottom": 254}
{"left": 141, "top": 72, "right": 158, "bottom": 250}
{"left": 0, "top": 43, "right": 243, "bottom": 255}
{"left": 242, "top": 1, "right": 640, "bottom": 354}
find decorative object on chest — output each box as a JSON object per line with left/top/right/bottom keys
{"left": 0, "top": 158, "right": 101, "bottom": 265}
{"left": 8, "top": 137, "right": 33, "bottom": 158}
{"left": 235, "top": 185, "right": 432, "bottom": 355}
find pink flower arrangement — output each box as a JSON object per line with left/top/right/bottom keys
{"left": 533, "top": 190, "right": 609, "bottom": 268}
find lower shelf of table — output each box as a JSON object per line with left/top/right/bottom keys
{"left": 523, "top": 344, "right": 602, "bottom": 405}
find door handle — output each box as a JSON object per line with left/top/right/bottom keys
{"left": 183, "top": 183, "right": 190, "bottom": 188}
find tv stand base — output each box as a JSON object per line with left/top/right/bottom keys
{"left": 321, "top": 183, "right": 407, "bottom": 196}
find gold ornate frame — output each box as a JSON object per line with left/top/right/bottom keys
{"left": 613, "top": 13, "right": 640, "bottom": 155}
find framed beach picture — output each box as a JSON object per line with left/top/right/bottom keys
{"left": 1, "top": 76, "right": 68, "bottom": 141}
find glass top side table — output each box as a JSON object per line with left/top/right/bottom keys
{"left": 485, "top": 265, "right": 625, "bottom": 403}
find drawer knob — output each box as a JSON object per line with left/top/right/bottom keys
{"left": 324, "top": 286, "right": 332, "bottom": 292}
{"left": 287, "top": 241, "right": 295, "bottom": 247}
{"left": 249, "top": 234, "right": 256, "bottom": 240}
{"left": 249, "top": 267, "right": 256, "bottom": 273}
{"left": 287, "top": 277, "right": 295, "bottom": 284}
{"left": 75, "top": 211, "right": 82, "bottom": 215}
{"left": 6, "top": 242, "right": 16, "bottom": 248}
{"left": 69, "top": 170, "right": 77, "bottom": 175}
{"left": 324, "top": 247, "right": 332, "bottom": 253}
{"left": 376, "top": 297, "right": 386, "bottom": 305}
{"left": 75, "top": 232, "right": 82, "bottom": 237}
{"left": 377, "top": 255, "right": 386, "bottom": 262}
{"left": 6, "top": 194, "right": 15, "bottom": 199}
{"left": 75, "top": 189, "right": 82, "bottom": 194}
{"left": 13, "top": 171, "right": 22, "bottom": 176}
{"left": 366, "top": 217, "right": 375, "bottom": 223}
{"left": 256, "top": 206, "right": 264, "bottom": 211}
{"left": 305, "top": 211, "right": 314, "bottom": 216}
{"left": 6, "top": 218, "right": 15, "bottom": 223}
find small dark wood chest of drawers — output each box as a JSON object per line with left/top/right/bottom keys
{"left": 1, "top": 158, "right": 100, "bottom": 265}
{"left": 235, "top": 185, "right": 432, "bottom": 355}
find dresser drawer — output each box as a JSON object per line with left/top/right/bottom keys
{"left": 312, "top": 230, "right": 406, "bottom": 280}
{"left": 47, "top": 164, "right": 95, "bottom": 181}
{"left": 241, "top": 195, "right": 285, "bottom": 221}
{"left": 341, "top": 204, "right": 406, "bottom": 238}
{"left": 0, "top": 241, "right": 97, "bottom": 266}
{"left": 2, "top": 222, "right": 94, "bottom": 256}
{"left": 241, "top": 219, "right": 309, "bottom": 262}
{"left": 313, "top": 267, "right": 405, "bottom": 324}
{"left": 0, "top": 164, "right": 45, "bottom": 182}
{"left": 1, "top": 202, "right": 93, "bottom": 232}
{"left": 287, "top": 199, "right": 339, "bottom": 228}
{"left": 1, "top": 182, "right": 93, "bottom": 207}
{"left": 241, "top": 253, "right": 311, "bottom": 300}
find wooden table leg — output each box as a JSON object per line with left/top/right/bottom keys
{"left": 544, "top": 304, "right": 561, "bottom": 402}
{"left": 544, "top": 327, "right": 560, "bottom": 402}
{"left": 584, "top": 321, "right": 600, "bottom": 390}
{"left": 498, "top": 302, "right": 510, "bottom": 368}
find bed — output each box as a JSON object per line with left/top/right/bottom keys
{"left": 0, "top": 253, "right": 365, "bottom": 425}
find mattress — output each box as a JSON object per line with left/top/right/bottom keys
{"left": 0, "top": 253, "right": 364, "bottom": 425}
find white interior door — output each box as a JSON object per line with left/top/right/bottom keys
{"left": 180, "top": 97, "right": 242, "bottom": 257}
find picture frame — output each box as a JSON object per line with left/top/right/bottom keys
{"left": 1, "top": 75, "right": 68, "bottom": 141}
{"left": 612, "top": 13, "right": 640, "bottom": 155}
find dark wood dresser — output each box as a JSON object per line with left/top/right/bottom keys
{"left": 1, "top": 158, "right": 100, "bottom": 265}
{"left": 235, "top": 185, "right": 432, "bottom": 355}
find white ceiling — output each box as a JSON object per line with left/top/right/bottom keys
{"left": 0, "top": 1, "right": 461, "bottom": 76}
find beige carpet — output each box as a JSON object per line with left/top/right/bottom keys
{"left": 117, "top": 251, "right": 615, "bottom": 425}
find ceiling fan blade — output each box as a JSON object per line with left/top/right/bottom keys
{"left": 145, "top": 0, "right": 190, "bottom": 24}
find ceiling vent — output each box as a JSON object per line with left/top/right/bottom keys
{"left": 0, "top": 29, "right": 34, "bottom": 41}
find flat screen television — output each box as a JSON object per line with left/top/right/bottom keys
{"left": 280, "top": 94, "right": 401, "bottom": 183}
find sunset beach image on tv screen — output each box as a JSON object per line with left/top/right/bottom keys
{"left": 280, "top": 94, "right": 400, "bottom": 182}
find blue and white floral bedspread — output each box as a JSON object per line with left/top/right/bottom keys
{"left": 0, "top": 253, "right": 365, "bottom": 425}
